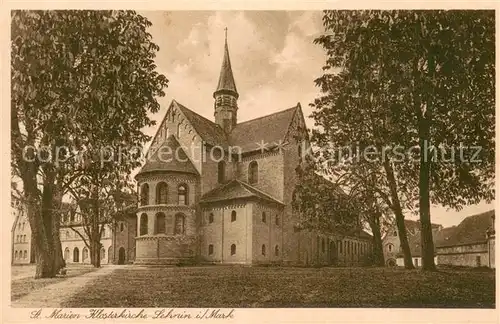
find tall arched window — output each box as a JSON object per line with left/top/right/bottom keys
{"left": 156, "top": 182, "right": 168, "bottom": 204}
{"left": 155, "top": 212, "right": 166, "bottom": 234}
{"left": 140, "top": 183, "right": 149, "bottom": 206}
{"left": 275, "top": 245, "right": 280, "bottom": 256}
{"left": 178, "top": 184, "right": 188, "bottom": 205}
{"left": 73, "top": 247, "right": 79, "bottom": 262}
{"left": 261, "top": 212, "right": 267, "bottom": 223}
{"left": 24, "top": 250, "right": 27, "bottom": 259}
{"left": 322, "top": 238, "right": 325, "bottom": 253}
{"left": 231, "top": 210, "right": 236, "bottom": 222}
{"left": 248, "top": 161, "right": 258, "bottom": 184}
{"left": 231, "top": 244, "right": 236, "bottom": 255}
{"left": 140, "top": 213, "right": 148, "bottom": 236}
{"left": 218, "top": 161, "right": 226, "bottom": 183}
{"left": 14, "top": 251, "right": 18, "bottom": 259}
{"left": 387, "top": 243, "right": 393, "bottom": 252}
{"left": 261, "top": 244, "right": 266, "bottom": 256}
{"left": 275, "top": 214, "right": 280, "bottom": 226}
{"left": 208, "top": 244, "right": 214, "bottom": 255}
{"left": 208, "top": 213, "right": 214, "bottom": 224}
{"left": 174, "top": 213, "right": 185, "bottom": 235}
{"left": 64, "top": 248, "right": 70, "bottom": 260}
{"left": 339, "top": 241, "right": 343, "bottom": 253}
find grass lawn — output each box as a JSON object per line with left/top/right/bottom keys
{"left": 11, "top": 264, "right": 96, "bottom": 301}
{"left": 61, "top": 266, "right": 495, "bottom": 308}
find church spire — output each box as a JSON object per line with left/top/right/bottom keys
{"left": 214, "top": 27, "right": 238, "bottom": 99}
{"left": 214, "top": 28, "right": 238, "bottom": 133}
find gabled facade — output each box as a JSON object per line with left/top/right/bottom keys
{"left": 133, "top": 36, "right": 373, "bottom": 266}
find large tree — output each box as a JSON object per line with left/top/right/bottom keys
{"left": 11, "top": 10, "right": 168, "bottom": 278}
{"left": 315, "top": 10, "right": 495, "bottom": 270}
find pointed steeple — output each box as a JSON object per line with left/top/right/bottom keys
{"left": 214, "top": 28, "right": 238, "bottom": 99}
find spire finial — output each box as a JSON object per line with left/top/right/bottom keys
{"left": 224, "top": 27, "right": 228, "bottom": 43}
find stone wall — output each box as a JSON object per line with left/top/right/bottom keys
{"left": 436, "top": 242, "right": 489, "bottom": 267}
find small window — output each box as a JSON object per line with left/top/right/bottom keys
{"left": 208, "top": 213, "right": 214, "bottom": 224}
{"left": 208, "top": 244, "right": 214, "bottom": 255}
{"left": 275, "top": 214, "right": 280, "bottom": 226}
{"left": 231, "top": 210, "right": 236, "bottom": 222}
{"left": 248, "top": 161, "right": 258, "bottom": 184}
{"left": 476, "top": 256, "right": 481, "bottom": 267}
{"left": 140, "top": 183, "right": 149, "bottom": 206}
{"left": 321, "top": 238, "right": 325, "bottom": 253}
{"left": 156, "top": 182, "right": 168, "bottom": 204}
{"left": 231, "top": 244, "right": 236, "bottom": 255}
{"left": 23, "top": 235, "right": 26, "bottom": 242}
{"left": 178, "top": 184, "right": 188, "bottom": 205}
{"left": 387, "top": 243, "right": 393, "bottom": 252}
{"left": 414, "top": 258, "right": 419, "bottom": 267}
{"left": 339, "top": 241, "right": 343, "bottom": 253}
{"left": 23, "top": 250, "right": 27, "bottom": 259}
{"left": 140, "top": 213, "right": 148, "bottom": 235}
{"left": 155, "top": 213, "right": 166, "bottom": 234}
{"left": 261, "top": 212, "right": 267, "bottom": 223}
{"left": 262, "top": 244, "right": 266, "bottom": 256}
{"left": 393, "top": 231, "right": 397, "bottom": 236}
{"left": 15, "top": 251, "right": 18, "bottom": 259}
{"left": 174, "top": 213, "right": 186, "bottom": 235}
{"left": 121, "top": 222, "right": 125, "bottom": 232}
{"left": 275, "top": 245, "right": 280, "bottom": 256}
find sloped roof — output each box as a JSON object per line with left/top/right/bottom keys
{"left": 137, "top": 135, "right": 198, "bottom": 176}
{"left": 228, "top": 105, "right": 298, "bottom": 152}
{"left": 175, "top": 101, "right": 228, "bottom": 148}
{"left": 200, "top": 179, "right": 284, "bottom": 205}
{"left": 436, "top": 210, "right": 494, "bottom": 248}
{"left": 214, "top": 39, "right": 238, "bottom": 97}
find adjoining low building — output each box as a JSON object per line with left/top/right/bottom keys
{"left": 435, "top": 210, "right": 495, "bottom": 268}
{"left": 383, "top": 210, "right": 495, "bottom": 269}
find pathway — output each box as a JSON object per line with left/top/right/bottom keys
{"left": 11, "top": 265, "right": 123, "bottom": 308}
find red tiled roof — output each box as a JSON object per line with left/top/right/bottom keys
{"left": 200, "top": 179, "right": 284, "bottom": 205}
{"left": 137, "top": 135, "right": 198, "bottom": 176}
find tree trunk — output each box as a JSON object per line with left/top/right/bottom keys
{"left": 368, "top": 213, "right": 384, "bottom": 266}
{"left": 419, "top": 130, "right": 436, "bottom": 271}
{"left": 53, "top": 173, "right": 66, "bottom": 272}
{"left": 90, "top": 239, "right": 101, "bottom": 268}
{"left": 383, "top": 159, "right": 415, "bottom": 269}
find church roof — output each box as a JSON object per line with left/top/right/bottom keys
{"left": 228, "top": 105, "right": 299, "bottom": 152}
{"left": 435, "top": 210, "right": 494, "bottom": 248}
{"left": 214, "top": 37, "right": 238, "bottom": 98}
{"left": 173, "top": 101, "right": 300, "bottom": 154}
{"left": 200, "top": 179, "right": 284, "bottom": 205}
{"left": 175, "top": 101, "right": 228, "bottom": 147}
{"left": 136, "top": 135, "right": 198, "bottom": 177}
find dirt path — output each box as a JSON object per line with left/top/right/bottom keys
{"left": 11, "top": 266, "right": 120, "bottom": 308}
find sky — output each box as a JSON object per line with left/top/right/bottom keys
{"left": 136, "top": 11, "right": 495, "bottom": 228}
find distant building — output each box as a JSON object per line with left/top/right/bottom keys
{"left": 382, "top": 210, "right": 495, "bottom": 268}
{"left": 435, "top": 210, "right": 495, "bottom": 268}
{"left": 11, "top": 201, "right": 137, "bottom": 266}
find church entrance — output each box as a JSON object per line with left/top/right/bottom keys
{"left": 118, "top": 247, "right": 126, "bottom": 265}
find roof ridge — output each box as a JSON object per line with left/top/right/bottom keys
{"left": 233, "top": 105, "right": 299, "bottom": 127}
{"left": 175, "top": 101, "right": 219, "bottom": 128}
{"left": 237, "top": 180, "right": 285, "bottom": 204}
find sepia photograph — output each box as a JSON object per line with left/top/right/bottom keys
{"left": 8, "top": 8, "right": 496, "bottom": 313}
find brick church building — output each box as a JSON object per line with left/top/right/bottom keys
{"left": 132, "top": 36, "right": 373, "bottom": 266}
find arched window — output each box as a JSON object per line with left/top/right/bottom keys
{"left": 156, "top": 182, "right": 168, "bottom": 204}
{"left": 23, "top": 235, "right": 26, "bottom": 242}
{"left": 208, "top": 244, "right": 214, "bottom": 255}
{"left": 140, "top": 213, "right": 148, "bottom": 236}
{"left": 178, "top": 184, "right": 188, "bottom": 205}
{"left": 261, "top": 212, "right": 267, "bottom": 223}
{"left": 230, "top": 244, "right": 236, "bottom": 256}
{"left": 275, "top": 245, "right": 280, "bottom": 256}
{"left": 218, "top": 161, "right": 226, "bottom": 183}
{"left": 83, "top": 247, "right": 89, "bottom": 262}
{"left": 261, "top": 244, "right": 266, "bottom": 256}
{"left": 248, "top": 161, "right": 258, "bottom": 184}
{"left": 14, "top": 251, "right": 18, "bottom": 259}
{"left": 387, "top": 243, "right": 394, "bottom": 252}
{"left": 231, "top": 210, "right": 236, "bottom": 222}
{"left": 322, "top": 238, "right": 325, "bottom": 253}
{"left": 140, "top": 183, "right": 149, "bottom": 206}
{"left": 101, "top": 248, "right": 106, "bottom": 260}
{"left": 155, "top": 212, "right": 166, "bottom": 234}
{"left": 64, "top": 248, "right": 70, "bottom": 260}
{"left": 208, "top": 213, "right": 214, "bottom": 224}
{"left": 120, "top": 222, "right": 124, "bottom": 232}
{"left": 275, "top": 214, "right": 280, "bottom": 226}
{"left": 174, "top": 213, "right": 185, "bottom": 235}
{"left": 339, "top": 240, "right": 343, "bottom": 253}
{"left": 24, "top": 250, "right": 27, "bottom": 259}
{"left": 73, "top": 247, "right": 79, "bottom": 262}
{"left": 393, "top": 231, "right": 397, "bottom": 236}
